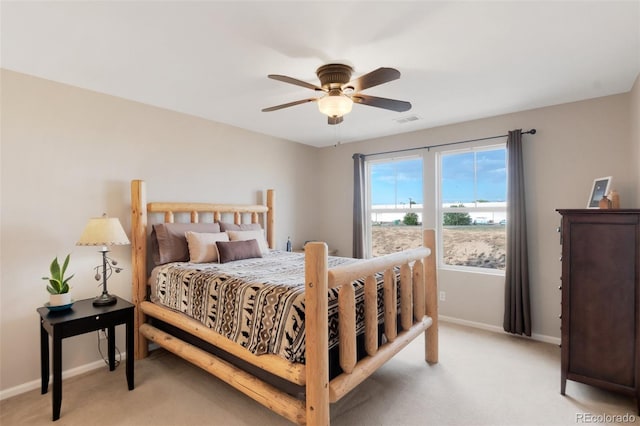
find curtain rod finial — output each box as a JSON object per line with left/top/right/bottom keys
{"left": 529, "top": 129, "right": 536, "bottom": 135}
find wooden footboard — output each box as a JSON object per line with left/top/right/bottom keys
{"left": 130, "top": 180, "right": 438, "bottom": 426}
{"left": 305, "top": 233, "right": 437, "bottom": 425}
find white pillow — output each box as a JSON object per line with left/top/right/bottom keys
{"left": 185, "top": 231, "right": 229, "bottom": 263}
{"left": 226, "top": 230, "right": 270, "bottom": 254}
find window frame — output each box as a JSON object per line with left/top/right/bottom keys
{"left": 365, "top": 154, "right": 424, "bottom": 258}
{"left": 437, "top": 143, "right": 507, "bottom": 275}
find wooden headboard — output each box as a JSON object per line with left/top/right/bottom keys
{"left": 130, "top": 179, "right": 275, "bottom": 358}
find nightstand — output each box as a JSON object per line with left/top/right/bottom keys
{"left": 37, "top": 296, "right": 134, "bottom": 421}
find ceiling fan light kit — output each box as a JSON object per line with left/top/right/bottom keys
{"left": 317, "top": 92, "right": 353, "bottom": 117}
{"left": 263, "top": 63, "right": 411, "bottom": 125}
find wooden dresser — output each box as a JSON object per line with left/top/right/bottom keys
{"left": 557, "top": 209, "right": 639, "bottom": 413}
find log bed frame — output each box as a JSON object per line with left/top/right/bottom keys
{"left": 130, "top": 179, "right": 438, "bottom": 425}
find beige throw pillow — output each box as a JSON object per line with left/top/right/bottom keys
{"left": 185, "top": 231, "right": 229, "bottom": 263}
{"left": 226, "top": 229, "right": 270, "bottom": 254}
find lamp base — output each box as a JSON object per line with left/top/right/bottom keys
{"left": 93, "top": 293, "right": 118, "bottom": 306}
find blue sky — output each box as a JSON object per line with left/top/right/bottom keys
{"left": 370, "top": 158, "right": 423, "bottom": 206}
{"left": 370, "top": 148, "right": 506, "bottom": 206}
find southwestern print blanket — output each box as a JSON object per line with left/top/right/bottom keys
{"left": 152, "top": 251, "right": 390, "bottom": 363}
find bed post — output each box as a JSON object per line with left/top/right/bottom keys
{"left": 304, "top": 242, "right": 329, "bottom": 425}
{"left": 266, "top": 189, "right": 275, "bottom": 249}
{"left": 424, "top": 229, "right": 438, "bottom": 363}
{"left": 131, "top": 180, "right": 149, "bottom": 360}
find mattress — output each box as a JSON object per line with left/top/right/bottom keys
{"left": 150, "top": 251, "right": 391, "bottom": 363}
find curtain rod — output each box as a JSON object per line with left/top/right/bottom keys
{"left": 361, "top": 128, "right": 536, "bottom": 158}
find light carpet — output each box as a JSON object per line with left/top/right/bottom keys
{"left": 1, "top": 322, "right": 638, "bottom": 425}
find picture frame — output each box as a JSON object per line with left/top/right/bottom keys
{"left": 587, "top": 176, "right": 612, "bottom": 208}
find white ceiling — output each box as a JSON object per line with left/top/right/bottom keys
{"left": 2, "top": 1, "right": 639, "bottom": 148}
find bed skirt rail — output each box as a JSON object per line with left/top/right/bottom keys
{"left": 140, "top": 301, "right": 306, "bottom": 385}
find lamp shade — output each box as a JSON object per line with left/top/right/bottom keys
{"left": 77, "top": 215, "right": 130, "bottom": 246}
{"left": 317, "top": 93, "right": 353, "bottom": 117}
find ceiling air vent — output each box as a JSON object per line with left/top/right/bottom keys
{"left": 395, "top": 115, "right": 420, "bottom": 124}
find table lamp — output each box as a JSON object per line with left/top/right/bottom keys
{"left": 77, "top": 214, "right": 130, "bottom": 306}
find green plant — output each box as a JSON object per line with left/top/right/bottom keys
{"left": 443, "top": 204, "right": 472, "bottom": 226}
{"left": 42, "top": 254, "right": 74, "bottom": 295}
{"left": 403, "top": 212, "right": 419, "bottom": 226}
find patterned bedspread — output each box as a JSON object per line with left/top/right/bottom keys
{"left": 151, "top": 251, "right": 382, "bottom": 363}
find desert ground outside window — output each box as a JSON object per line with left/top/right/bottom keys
{"left": 366, "top": 155, "right": 424, "bottom": 258}
{"left": 438, "top": 145, "right": 507, "bottom": 274}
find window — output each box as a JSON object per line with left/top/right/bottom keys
{"left": 367, "top": 156, "right": 423, "bottom": 257}
{"left": 439, "top": 145, "right": 506, "bottom": 271}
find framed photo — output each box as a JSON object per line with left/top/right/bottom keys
{"left": 587, "top": 176, "right": 612, "bottom": 208}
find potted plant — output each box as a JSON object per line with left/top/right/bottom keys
{"left": 43, "top": 254, "right": 74, "bottom": 307}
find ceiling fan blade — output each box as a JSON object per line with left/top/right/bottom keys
{"left": 328, "top": 116, "right": 344, "bottom": 125}
{"left": 352, "top": 94, "right": 412, "bottom": 112}
{"left": 267, "top": 74, "right": 325, "bottom": 92}
{"left": 262, "top": 98, "right": 317, "bottom": 112}
{"left": 345, "top": 67, "right": 401, "bottom": 92}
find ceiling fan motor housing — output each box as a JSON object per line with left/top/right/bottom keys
{"left": 316, "top": 63, "right": 353, "bottom": 90}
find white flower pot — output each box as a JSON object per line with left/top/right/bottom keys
{"left": 49, "top": 293, "right": 72, "bottom": 307}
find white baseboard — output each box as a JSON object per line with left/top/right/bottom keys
{"left": 439, "top": 315, "right": 561, "bottom": 346}
{"left": 0, "top": 353, "right": 127, "bottom": 401}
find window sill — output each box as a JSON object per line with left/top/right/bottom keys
{"left": 439, "top": 264, "right": 506, "bottom": 277}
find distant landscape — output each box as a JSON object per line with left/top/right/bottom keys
{"left": 371, "top": 225, "right": 506, "bottom": 270}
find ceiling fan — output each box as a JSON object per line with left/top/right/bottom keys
{"left": 262, "top": 63, "right": 412, "bottom": 125}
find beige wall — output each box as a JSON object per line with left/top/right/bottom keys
{"left": 0, "top": 70, "right": 321, "bottom": 394}
{"left": 2, "top": 68, "right": 638, "bottom": 396}
{"left": 318, "top": 91, "right": 636, "bottom": 341}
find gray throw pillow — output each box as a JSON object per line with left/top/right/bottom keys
{"left": 218, "top": 222, "right": 262, "bottom": 232}
{"left": 215, "top": 239, "right": 263, "bottom": 264}
{"left": 151, "top": 222, "right": 221, "bottom": 264}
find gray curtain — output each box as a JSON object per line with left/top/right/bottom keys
{"left": 503, "top": 129, "right": 532, "bottom": 336}
{"left": 353, "top": 153, "right": 366, "bottom": 259}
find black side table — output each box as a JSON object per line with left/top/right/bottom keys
{"left": 37, "top": 296, "right": 134, "bottom": 421}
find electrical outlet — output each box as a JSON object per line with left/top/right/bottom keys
{"left": 99, "top": 329, "right": 108, "bottom": 340}
{"left": 439, "top": 291, "right": 446, "bottom": 302}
